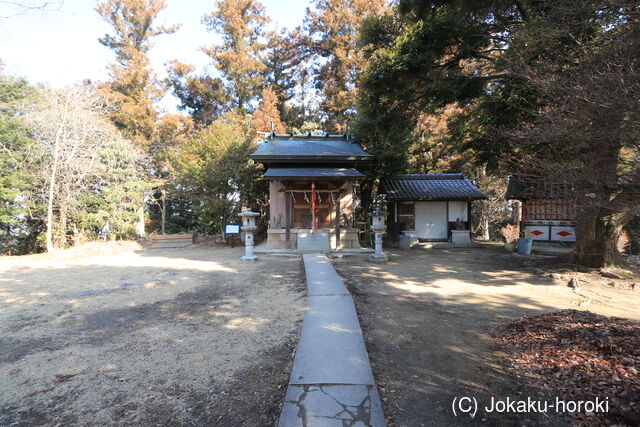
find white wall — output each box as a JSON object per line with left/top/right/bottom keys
{"left": 415, "top": 201, "right": 448, "bottom": 239}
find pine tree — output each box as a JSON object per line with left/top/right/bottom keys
{"left": 81, "top": 137, "right": 148, "bottom": 241}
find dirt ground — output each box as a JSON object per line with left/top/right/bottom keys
{"left": 332, "top": 246, "right": 640, "bottom": 427}
{"left": 0, "top": 242, "right": 305, "bottom": 426}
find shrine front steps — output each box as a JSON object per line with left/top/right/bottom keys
{"left": 296, "top": 232, "right": 331, "bottom": 253}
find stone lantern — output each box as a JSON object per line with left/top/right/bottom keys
{"left": 369, "top": 210, "right": 388, "bottom": 263}
{"left": 239, "top": 210, "right": 260, "bottom": 261}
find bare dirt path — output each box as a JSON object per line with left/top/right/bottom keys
{"left": 0, "top": 243, "right": 305, "bottom": 426}
{"left": 332, "top": 247, "right": 640, "bottom": 426}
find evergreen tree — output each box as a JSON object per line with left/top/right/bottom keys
{"left": 264, "top": 27, "right": 307, "bottom": 127}
{"left": 80, "top": 137, "right": 148, "bottom": 240}
{"left": 253, "top": 86, "right": 286, "bottom": 133}
{"left": 147, "top": 113, "right": 194, "bottom": 234}
{"left": 96, "top": 0, "right": 178, "bottom": 146}
{"left": 358, "top": 0, "right": 639, "bottom": 265}
{"left": 304, "top": 0, "right": 389, "bottom": 130}
{"left": 166, "top": 60, "right": 227, "bottom": 127}
{"left": 0, "top": 76, "right": 41, "bottom": 254}
{"left": 202, "top": 0, "right": 269, "bottom": 113}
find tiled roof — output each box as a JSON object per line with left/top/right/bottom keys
{"left": 263, "top": 168, "right": 365, "bottom": 180}
{"left": 380, "top": 174, "right": 486, "bottom": 201}
{"left": 250, "top": 134, "right": 372, "bottom": 162}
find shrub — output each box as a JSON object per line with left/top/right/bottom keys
{"left": 500, "top": 224, "right": 520, "bottom": 243}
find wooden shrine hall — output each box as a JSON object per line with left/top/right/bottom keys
{"left": 250, "top": 133, "right": 372, "bottom": 250}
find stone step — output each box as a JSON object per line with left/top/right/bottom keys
{"left": 297, "top": 232, "right": 331, "bottom": 253}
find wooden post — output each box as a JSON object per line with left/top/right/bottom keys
{"left": 514, "top": 200, "right": 522, "bottom": 235}
{"left": 311, "top": 181, "right": 317, "bottom": 233}
{"left": 335, "top": 191, "right": 341, "bottom": 249}
{"left": 446, "top": 201, "right": 450, "bottom": 241}
{"left": 285, "top": 192, "right": 291, "bottom": 249}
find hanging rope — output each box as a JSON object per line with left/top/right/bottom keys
{"left": 303, "top": 192, "right": 309, "bottom": 204}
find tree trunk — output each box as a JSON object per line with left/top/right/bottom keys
{"left": 136, "top": 206, "right": 145, "bottom": 237}
{"left": 221, "top": 211, "right": 226, "bottom": 243}
{"left": 481, "top": 207, "right": 490, "bottom": 241}
{"left": 572, "top": 207, "right": 624, "bottom": 267}
{"left": 477, "top": 164, "right": 490, "bottom": 240}
{"left": 46, "top": 121, "right": 64, "bottom": 252}
{"left": 360, "top": 179, "right": 374, "bottom": 220}
{"left": 572, "top": 128, "right": 626, "bottom": 267}
{"left": 161, "top": 190, "right": 166, "bottom": 235}
{"left": 45, "top": 93, "right": 72, "bottom": 252}
{"left": 513, "top": 200, "right": 522, "bottom": 234}
{"left": 58, "top": 207, "right": 66, "bottom": 248}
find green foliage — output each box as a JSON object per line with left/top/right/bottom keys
{"left": 2, "top": 82, "right": 151, "bottom": 253}
{"left": 264, "top": 28, "right": 306, "bottom": 120}
{"left": 0, "top": 116, "right": 32, "bottom": 226}
{"left": 171, "top": 114, "right": 262, "bottom": 235}
{"left": 304, "top": 0, "right": 390, "bottom": 130}
{"left": 166, "top": 60, "right": 227, "bottom": 127}
{"left": 0, "top": 76, "right": 43, "bottom": 254}
{"left": 358, "top": 0, "right": 631, "bottom": 174}
{"left": 79, "top": 138, "right": 150, "bottom": 240}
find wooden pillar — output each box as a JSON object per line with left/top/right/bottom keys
{"left": 390, "top": 201, "right": 399, "bottom": 243}
{"left": 446, "top": 201, "right": 450, "bottom": 241}
{"left": 335, "top": 191, "right": 341, "bottom": 249}
{"left": 514, "top": 199, "right": 522, "bottom": 235}
{"left": 285, "top": 192, "right": 291, "bottom": 249}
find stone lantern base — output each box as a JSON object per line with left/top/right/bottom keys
{"left": 241, "top": 255, "right": 257, "bottom": 262}
{"left": 368, "top": 253, "right": 389, "bottom": 263}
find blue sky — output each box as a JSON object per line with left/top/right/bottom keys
{"left": 0, "top": 0, "right": 310, "bottom": 112}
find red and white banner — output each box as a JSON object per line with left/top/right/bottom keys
{"left": 524, "top": 225, "right": 550, "bottom": 241}
{"left": 551, "top": 226, "right": 576, "bottom": 242}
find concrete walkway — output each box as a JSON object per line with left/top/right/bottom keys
{"left": 279, "top": 254, "right": 386, "bottom": 427}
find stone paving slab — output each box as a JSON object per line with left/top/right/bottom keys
{"left": 303, "top": 254, "right": 349, "bottom": 296}
{"left": 279, "top": 385, "right": 385, "bottom": 427}
{"left": 289, "top": 295, "right": 374, "bottom": 385}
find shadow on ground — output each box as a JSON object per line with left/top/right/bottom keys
{"left": 332, "top": 247, "right": 623, "bottom": 426}
{"left": 0, "top": 246, "right": 306, "bottom": 426}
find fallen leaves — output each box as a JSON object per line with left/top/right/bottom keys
{"left": 493, "top": 310, "right": 639, "bottom": 426}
